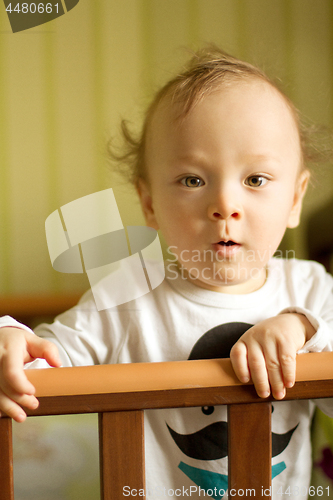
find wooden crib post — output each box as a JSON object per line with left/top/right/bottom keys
{"left": 99, "top": 410, "right": 145, "bottom": 500}
{"left": 0, "top": 417, "right": 14, "bottom": 500}
{"left": 228, "top": 402, "right": 272, "bottom": 499}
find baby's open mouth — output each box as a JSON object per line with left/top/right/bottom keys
{"left": 214, "top": 240, "right": 241, "bottom": 257}
{"left": 218, "top": 240, "right": 237, "bottom": 246}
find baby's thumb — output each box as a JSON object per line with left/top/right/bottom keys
{"left": 27, "top": 336, "right": 62, "bottom": 367}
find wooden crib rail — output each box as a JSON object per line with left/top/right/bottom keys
{"left": 1, "top": 352, "right": 333, "bottom": 500}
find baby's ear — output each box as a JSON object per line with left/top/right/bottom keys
{"left": 287, "top": 169, "right": 310, "bottom": 229}
{"left": 136, "top": 179, "right": 159, "bottom": 230}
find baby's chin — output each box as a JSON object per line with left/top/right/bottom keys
{"left": 185, "top": 266, "right": 267, "bottom": 295}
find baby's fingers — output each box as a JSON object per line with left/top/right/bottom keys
{"left": 1, "top": 350, "right": 36, "bottom": 396}
{"left": 262, "top": 344, "right": 296, "bottom": 400}
{"left": 230, "top": 341, "right": 250, "bottom": 383}
{"left": 246, "top": 345, "right": 272, "bottom": 399}
{"left": 265, "top": 357, "right": 286, "bottom": 400}
{"left": 0, "top": 389, "right": 39, "bottom": 422}
{"left": 278, "top": 345, "right": 296, "bottom": 390}
{"left": 231, "top": 341, "right": 271, "bottom": 398}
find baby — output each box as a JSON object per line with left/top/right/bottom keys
{"left": 0, "top": 46, "right": 333, "bottom": 498}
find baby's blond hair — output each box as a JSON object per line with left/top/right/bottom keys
{"left": 110, "top": 45, "right": 331, "bottom": 187}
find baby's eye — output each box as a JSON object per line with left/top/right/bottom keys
{"left": 245, "top": 175, "right": 268, "bottom": 188}
{"left": 181, "top": 176, "right": 204, "bottom": 188}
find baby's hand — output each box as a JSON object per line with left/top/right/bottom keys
{"left": 230, "top": 313, "right": 315, "bottom": 400}
{"left": 0, "top": 327, "right": 61, "bottom": 422}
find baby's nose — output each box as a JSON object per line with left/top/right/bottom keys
{"left": 208, "top": 190, "right": 242, "bottom": 220}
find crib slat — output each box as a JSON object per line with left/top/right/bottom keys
{"left": 99, "top": 410, "right": 145, "bottom": 500}
{"left": 0, "top": 417, "right": 14, "bottom": 500}
{"left": 228, "top": 403, "right": 271, "bottom": 499}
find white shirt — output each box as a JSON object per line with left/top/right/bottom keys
{"left": 2, "top": 257, "right": 333, "bottom": 499}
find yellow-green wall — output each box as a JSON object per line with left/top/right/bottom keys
{"left": 0, "top": 0, "right": 332, "bottom": 295}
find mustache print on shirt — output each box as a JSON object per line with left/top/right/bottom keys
{"left": 167, "top": 420, "right": 299, "bottom": 460}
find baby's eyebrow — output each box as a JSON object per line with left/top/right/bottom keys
{"left": 170, "top": 157, "right": 209, "bottom": 172}
{"left": 245, "top": 153, "right": 281, "bottom": 163}
{"left": 244, "top": 154, "right": 283, "bottom": 168}
{"left": 175, "top": 154, "right": 282, "bottom": 170}
{"left": 176, "top": 153, "right": 208, "bottom": 164}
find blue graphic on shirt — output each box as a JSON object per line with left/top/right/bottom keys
{"left": 178, "top": 461, "right": 287, "bottom": 499}
{"left": 179, "top": 462, "right": 228, "bottom": 499}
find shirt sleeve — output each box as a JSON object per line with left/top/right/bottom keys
{"left": 0, "top": 315, "right": 34, "bottom": 334}
{"left": 279, "top": 262, "right": 333, "bottom": 353}
{"left": 0, "top": 287, "right": 118, "bottom": 369}
{"left": 32, "top": 289, "right": 122, "bottom": 368}
{"left": 279, "top": 306, "right": 333, "bottom": 354}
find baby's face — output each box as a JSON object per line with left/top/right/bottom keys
{"left": 139, "top": 80, "right": 309, "bottom": 293}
